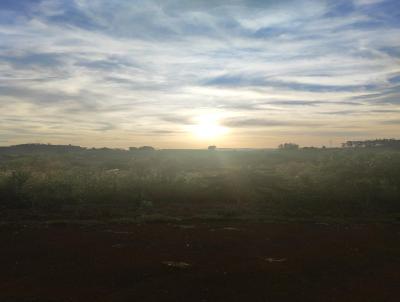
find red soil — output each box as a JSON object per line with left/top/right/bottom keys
{"left": 0, "top": 222, "right": 399, "bottom": 302}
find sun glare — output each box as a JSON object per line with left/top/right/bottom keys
{"left": 191, "top": 115, "right": 229, "bottom": 139}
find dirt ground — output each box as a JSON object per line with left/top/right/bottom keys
{"left": 0, "top": 222, "right": 399, "bottom": 302}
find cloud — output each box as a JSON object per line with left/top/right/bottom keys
{"left": 318, "top": 110, "right": 359, "bottom": 115}
{"left": 222, "top": 117, "right": 322, "bottom": 128}
{"left": 351, "top": 85, "right": 400, "bottom": 104}
{"left": 0, "top": 0, "right": 399, "bottom": 147}
{"left": 353, "top": 0, "right": 385, "bottom": 6}
{"left": 389, "top": 74, "right": 400, "bottom": 84}
{"left": 160, "top": 115, "right": 193, "bottom": 125}
{"left": 203, "top": 74, "right": 380, "bottom": 92}
{"left": 0, "top": 52, "right": 62, "bottom": 68}
{"left": 381, "top": 119, "right": 400, "bottom": 125}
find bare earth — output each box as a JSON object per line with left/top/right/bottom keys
{"left": 0, "top": 222, "right": 399, "bottom": 302}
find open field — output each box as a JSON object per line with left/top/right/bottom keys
{"left": 1, "top": 221, "right": 399, "bottom": 302}
{"left": 1, "top": 147, "right": 400, "bottom": 222}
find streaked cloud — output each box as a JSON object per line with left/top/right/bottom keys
{"left": 0, "top": 0, "right": 399, "bottom": 148}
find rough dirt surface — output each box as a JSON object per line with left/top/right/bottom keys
{"left": 0, "top": 222, "right": 399, "bottom": 302}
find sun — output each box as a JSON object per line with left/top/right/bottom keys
{"left": 190, "top": 115, "right": 229, "bottom": 139}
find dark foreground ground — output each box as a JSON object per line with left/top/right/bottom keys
{"left": 0, "top": 222, "right": 399, "bottom": 302}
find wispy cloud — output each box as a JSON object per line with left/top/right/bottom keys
{"left": 222, "top": 118, "right": 323, "bottom": 128}
{"left": 381, "top": 119, "right": 400, "bottom": 125}
{"left": 0, "top": 0, "right": 399, "bottom": 147}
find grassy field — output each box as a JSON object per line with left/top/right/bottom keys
{"left": 1, "top": 146, "right": 399, "bottom": 223}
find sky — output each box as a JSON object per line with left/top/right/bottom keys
{"left": 0, "top": 0, "right": 400, "bottom": 148}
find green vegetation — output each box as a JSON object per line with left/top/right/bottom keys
{"left": 1, "top": 145, "right": 399, "bottom": 222}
